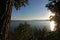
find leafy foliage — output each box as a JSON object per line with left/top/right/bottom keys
{"left": 10, "top": 22, "right": 59, "bottom": 40}
{"left": 46, "top": 0, "right": 60, "bottom": 40}
{"left": 13, "top": 0, "right": 29, "bottom": 10}
{"left": 10, "top": 22, "right": 32, "bottom": 40}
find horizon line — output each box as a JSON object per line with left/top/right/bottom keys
{"left": 11, "top": 19, "right": 49, "bottom": 21}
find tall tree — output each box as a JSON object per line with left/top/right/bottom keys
{"left": 46, "top": 0, "right": 60, "bottom": 39}
{"left": 0, "top": 0, "right": 28, "bottom": 40}
{"left": 11, "top": 22, "right": 32, "bottom": 40}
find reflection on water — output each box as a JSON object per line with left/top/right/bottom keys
{"left": 50, "top": 21, "right": 56, "bottom": 31}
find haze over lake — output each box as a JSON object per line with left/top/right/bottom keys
{"left": 10, "top": 20, "right": 50, "bottom": 31}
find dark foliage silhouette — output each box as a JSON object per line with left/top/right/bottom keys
{"left": 46, "top": 0, "right": 60, "bottom": 40}
{"left": 10, "top": 22, "right": 58, "bottom": 40}
{"left": 0, "top": 0, "right": 28, "bottom": 40}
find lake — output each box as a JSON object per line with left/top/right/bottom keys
{"left": 10, "top": 20, "right": 50, "bottom": 31}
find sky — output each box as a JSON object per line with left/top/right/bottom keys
{"left": 11, "top": 0, "right": 49, "bottom": 20}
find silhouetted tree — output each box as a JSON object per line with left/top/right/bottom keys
{"left": 0, "top": 0, "right": 28, "bottom": 40}
{"left": 11, "top": 22, "right": 50, "bottom": 40}
{"left": 46, "top": 0, "right": 60, "bottom": 40}
{"left": 11, "top": 22, "right": 32, "bottom": 40}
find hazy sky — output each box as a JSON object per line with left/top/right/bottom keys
{"left": 11, "top": 0, "right": 49, "bottom": 20}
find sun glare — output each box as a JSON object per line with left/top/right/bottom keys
{"left": 49, "top": 11, "right": 55, "bottom": 19}
{"left": 50, "top": 21, "right": 56, "bottom": 31}
{"left": 49, "top": 11, "right": 55, "bottom": 16}
{"left": 49, "top": 11, "right": 56, "bottom": 31}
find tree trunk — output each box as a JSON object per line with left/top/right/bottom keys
{"left": 0, "top": 0, "right": 12, "bottom": 40}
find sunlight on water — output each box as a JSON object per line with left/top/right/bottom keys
{"left": 50, "top": 21, "right": 56, "bottom": 31}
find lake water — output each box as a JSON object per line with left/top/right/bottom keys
{"left": 10, "top": 20, "right": 50, "bottom": 31}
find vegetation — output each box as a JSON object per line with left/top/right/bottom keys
{"left": 0, "top": 0, "right": 28, "bottom": 40}
{"left": 10, "top": 22, "right": 59, "bottom": 40}
{"left": 46, "top": 0, "right": 60, "bottom": 40}
{"left": 0, "top": 0, "right": 60, "bottom": 40}
{"left": 10, "top": 22, "right": 32, "bottom": 40}
{"left": 10, "top": 0, "right": 60, "bottom": 40}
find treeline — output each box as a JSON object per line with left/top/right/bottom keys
{"left": 10, "top": 22, "right": 60, "bottom": 40}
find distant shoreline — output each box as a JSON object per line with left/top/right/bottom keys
{"left": 11, "top": 20, "right": 49, "bottom": 22}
